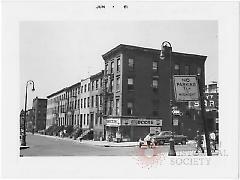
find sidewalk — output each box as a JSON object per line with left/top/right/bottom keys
{"left": 34, "top": 133, "right": 139, "bottom": 147}
{"left": 79, "top": 140, "right": 139, "bottom": 147}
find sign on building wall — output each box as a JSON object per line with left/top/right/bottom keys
{"left": 122, "top": 119, "right": 162, "bottom": 127}
{"left": 105, "top": 118, "right": 121, "bottom": 127}
{"left": 188, "top": 93, "right": 219, "bottom": 110}
{"left": 173, "top": 75, "right": 199, "bottom": 102}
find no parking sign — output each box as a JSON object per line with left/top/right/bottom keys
{"left": 173, "top": 75, "right": 199, "bottom": 102}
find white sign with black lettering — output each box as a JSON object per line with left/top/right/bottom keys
{"left": 173, "top": 75, "right": 199, "bottom": 102}
{"left": 105, "top": 118, "right": 121, "bottom": 127}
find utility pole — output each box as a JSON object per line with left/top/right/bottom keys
{"left": 198, "top": 75, "right": 212, "bottom": 156}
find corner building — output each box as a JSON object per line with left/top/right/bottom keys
{"left": 102, "top": 44, "right": 206, "bottom": 141}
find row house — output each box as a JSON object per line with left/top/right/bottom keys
{"left": 46, "top": 71, "right": 104, "bottom": 140}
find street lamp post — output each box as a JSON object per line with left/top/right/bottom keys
{"left": 160, "top": 41, "right": 176, "bottom": 156}
{"left": 21, "top": 80, "right": 35, "bottom": 146}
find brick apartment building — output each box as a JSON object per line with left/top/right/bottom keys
{"left": 46, "top": 83, "right": 81, "bottom": 129}
{"left": 102, "top": 44, "right": 206, "bottom": 140}
{"left": 32, "top": 97, "right": 47, "bottom": 132}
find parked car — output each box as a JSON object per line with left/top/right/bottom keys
{"left": 153, "top": 131, "right": 188, "bottom": 145}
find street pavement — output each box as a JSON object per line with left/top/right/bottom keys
{"left": 20, "top": 133, "right": 218, "bottom": 156}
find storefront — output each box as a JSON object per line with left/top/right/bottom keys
{"left": 104, "top": 117, "right": 162, "bottom": 141}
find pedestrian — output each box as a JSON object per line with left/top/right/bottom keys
{"left": 195, "top": 131, "right": 204, "bottom": 153}
{"left": 210, "top": 131, "right": 216, "bottom": 151}
{"left": 144, "top": 133, "right": 152, "bottom": 148}
{"left": 60, "top": 131, "right": 63, "bottom": 138}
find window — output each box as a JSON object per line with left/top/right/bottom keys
{"left": 81, "top": 86, "right": 83, "bottom": 93}
{"left": 91, "top": 96, "right": 94, "bottom": 108}
{"left": 109, "top": 100, "right": 113, "bottom": 115}
{"left": 96, "top": 80, "right": 98, "bottom": 90}
{"left": 88, "top": 83, "right": 90, "bottom": 91}
{"left": 80, "top": 114, "right": 83, "bottom": 126}
{"left": 95, "top": 113, "right": 98, "bottom": 125}
{"left": 116, "top": 77, "right": 120, "bottom": 91}
{"left": 84, "top": 84, "right": 87, "bottom": 92}
{"left": 185, "top": 65, "right": 190, "bottom": 75}
{"left": 92, "top": 81, "right": 94, "bottom": 91}
{"left": 84, "top": 114, "right": 86, "bottom": 125}
{"left": 110, "top": 79, "right": 114, "bottom": 92}
{"left": 111, "top": 61, "right": 114, "bottom": 73}
{"left": 105, "top": 63, "right": 108, "bottom": 74}
{"left": 75, "top": 100, "right": 77, "bottom": 109}
{"left": 128, "top": 58, "right": 134, "bottom": 70}
{"left": 100, "top": 95, "right": 102, "bottom": 106}
{"left": 78, "top": 87, "right": 80, "bottom": 94}
{"left": 100, "top": 78, "right": 102, "bottom": 87}
{"left": 96, "top": 95, "right": 98, "bottom": 107}
{"left": 87, "top": 114, "right": 89, "bottom": 125}
{"left": 197, "top": 67, "right": 201, "bottom": 75}
{"left": 77, "top": 99, "right": 80, "bottom": 109}
{"left": 153, "top": 61, "right": 158, "bottom": 71}
{"left": 100, "top": 117, "right": 102, "bottom": 125}
{"left": 117, "top": 58, "right": 120, "bottom": 72}
{"left": 127, "top": 102, "right": 133, "bottom": 115}
{"left": 116, "top": 99, "right": 120, "bottom": 115}
{"left": 87, "top": 97, "right": 90, "bottom": 107}
{"left": 152, "top": 79, "right": 158, "bottom": 89}
{"left": 152, "top": 110, "right": 159, "bottom": 117}
{"left": 84, "top": 98, "right": 86, "bottom": 108}
{"left": 81, "top": 99, "right": 83, "bottom": 108}
{"left": 174, "top": 64, "right": 180, "bottom": 75}
{"left": 127, "top": 78, "right": 134, "bottom": 90}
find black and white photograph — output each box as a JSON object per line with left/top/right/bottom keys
{"left": 1, "top": 1, "right": 239, "bottom": 179}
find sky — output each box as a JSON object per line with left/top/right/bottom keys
{"left": 20, "top": 21, "right": 218, "bottom": 109}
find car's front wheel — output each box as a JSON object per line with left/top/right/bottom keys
{"left": 159, "top": 140, "right": 164, "bottom": 145}
{"left": 181, "top": 139, "right": 186, "bottom": 145}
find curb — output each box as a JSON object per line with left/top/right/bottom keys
{"left": 20, "top": 146, "right": 30, "bottom": 150}
{"left": 34, "top": 133, "right": 139, "bottom": 147}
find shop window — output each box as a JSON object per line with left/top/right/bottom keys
{"left": 127, "top": 102, "right": 133, "bottom": 115}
